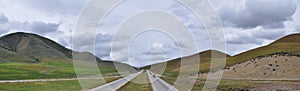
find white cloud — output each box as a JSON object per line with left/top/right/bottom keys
{"left": 218, "top": 0, "right": 297, "bottom": 29}
{"left": 212, "top": 0, "right": 300, "bottom": 55}
{"left": 0, "top": 0, "right": 300, "bottom": 67}
{"left": 0, "top": 11, "right": 60, "bottom": 36}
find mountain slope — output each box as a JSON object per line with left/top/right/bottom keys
{"left": 149, "top": 33, "right": 300, "bottom": 77}
{"left": 0, "top": 32, "right": 135, "bottom": 80}
{"left": 0, "top": 32, "right": 134, "bottom": 70}
{"left": 207, "top": 55, "right": 300, "bottom": 80}
{"left": 145, "top": 50, "right": 229, "bottom": 75}
{"left": 0, "top": 46, "right": 37, "bottom": 63}
{"left": 227, "top": 33, "right": 300, "bottom": 66}
{"left": 0, "top": 32, "right": 71, "bottom": 59}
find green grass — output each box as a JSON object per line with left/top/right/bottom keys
{"left": 118, "top": 72, "right": 152, "bottom": 91}
{"left": 0, "top": 80, "right": 81, "bottom": 91}
{"left": 0, "top": 77, "right": 120, "bottom": 91}
{"left": 0, "top": 58, "right": 121, "bottom": 80}
{"left": 0, "top": 62, "right": 75, "bottom": 80}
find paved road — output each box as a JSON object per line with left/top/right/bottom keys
{"left": 147, "top": 70, "right": 179, "bottom": 91}
{"left": 88, "top": 70, "right": 144, "bottom": 91}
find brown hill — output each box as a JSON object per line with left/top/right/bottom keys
{"left": 144, "top": 50, "right": 229, "bottom": 76}
{"left": 147, "top": 33, "right": 300, "bottom": 77}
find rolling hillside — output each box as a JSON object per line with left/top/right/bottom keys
{"left": 0, "top": 32, "right": 134, "bottom": 80}
{"left": 227, "top": 33, "right": 300, "bottom": 66}
{"left": 147, "top": 33, "right": 300, "bottom": 77}
{"left": 144, "top": 50, "right": 229, "bottom": 76}
{"left": 0, "top": 32, "right": 71, "bottom": 60}
{"left": 0, "top": 46, "right": 37, "bottom": 63}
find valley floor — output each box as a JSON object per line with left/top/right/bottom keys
{"left": 1, "top": 77, "right": 299, "bottom": 91}
{"left": 1, "top": 55, "right": 300, "bottom": 91}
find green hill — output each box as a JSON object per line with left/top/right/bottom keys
{"left": 0, "top": 32, "right": 71, "bottom": 59}
{"left": 0, "top": 46, "right": 37, "bottom": 63}
{"left": 0, "top": 32, "right": 134, "bottom": 80}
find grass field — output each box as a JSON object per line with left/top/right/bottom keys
{"left": 0, "top": 58, "right": 120, "bottom": 80}
{"left": 0, "top": 77, "right": 120, "bottom": 91}
{"left": 118, "top": 72, "right": 152, "bottom": 91}
{"left": 160, "top": 77, "right": 300, "bottom": 91}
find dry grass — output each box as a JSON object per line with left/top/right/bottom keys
{"left": 199, "top": 55, "right": 300, "bottom": 80}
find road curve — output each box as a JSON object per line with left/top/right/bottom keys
{"left": 88, "top": 70, "right": 144, "bottom": 91}
{"left": 147, "top": 70, "right": 179, "bottom": 91}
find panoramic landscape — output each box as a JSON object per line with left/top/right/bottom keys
{"left": 0, "top": 0, "right": 300, "bottom": 91}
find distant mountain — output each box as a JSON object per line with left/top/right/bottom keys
{"left": 144, "top": 50, "right": 230, "bottom": 74}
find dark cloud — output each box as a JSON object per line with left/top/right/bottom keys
{"left": 0, "top": 12, "right": 59, "bottom": 35}
{"left": 226, "top": 27, "right": 287, "bottom": 45}
{"left": 0, "top": 13, "right": 9, "bottom": 35}
{"left": 219, "top": 0, "right": 297, "bottom": 29}
{"left": 56, "top": 31, "right": 70, "bottom": 47}
{"left": 253, "top": 29, "right": 286, "bottom": 40}
{"left": 296, "top": 26, "right": 300, "bottom": 32}
{"left": 95, "top": 33, "right": 113, "bottom": 58}
{"left": 6, "top": 21, "right": 59, "bottom": 35}
{"left": 29, "top": 22, "right": 59, "bottom": 35}
{"left": 0, "top": 13, "right": 8, "bottom": 24}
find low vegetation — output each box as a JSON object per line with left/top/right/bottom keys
{"left": 0, "top": 77, "right": 120, "bottom": 91}
{"left": 0, "top": 58, "right": 121, "bottom": 80}
{"left": 118, "top": 71, "right": 152, "bottom": 91}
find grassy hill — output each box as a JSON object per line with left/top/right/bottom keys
{"left": 0, "top": 32, "right": 71, "bottom": 59}
{"left": 227, "top": 33, "right": 300, "bottom": 66}
{"left": 146, "top": 33, "right": 300, "bottom": 77}
{"left": 0, "top": 46, "right": 37, "bottom": 63}
{"left": 0, "top": 32, "right": 134, "bottom": 80}
{"left": 191, "top": 34, "right": 300, "bottom": 80}
{"left": 1, "top": 32, "right": 300, "bottom": 79}
{"left": 143, "top": 50, "right": 229, "bottom": 76}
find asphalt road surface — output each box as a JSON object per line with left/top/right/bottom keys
{"left": 88, "top": 70, "right": 144, "bottom": 91}
{"left": 147, "top": 70, "right": 179, "bottom": 91}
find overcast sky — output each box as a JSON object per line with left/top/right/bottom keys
{"left": 0, "top": 0, "right": 299, "bottom": 67}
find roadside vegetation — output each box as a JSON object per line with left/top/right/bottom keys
{"left": 0, "top": 58, "right": 120, "bottom": 80}
{"left": 118, "top": 71, "right": 152, "bottom": 91}
{"left": 0, "top": 77, "right": 120, "bottom": 91}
